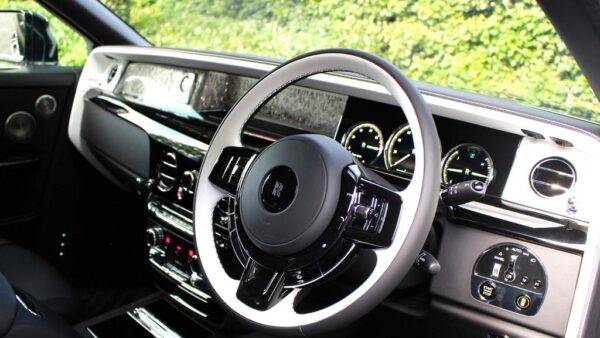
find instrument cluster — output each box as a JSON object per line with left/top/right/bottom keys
{"left": 341, "top": 122, "right": 495, "bottom": 186}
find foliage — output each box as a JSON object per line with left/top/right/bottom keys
{"left": 3, "top": 0, "right": 600, "bottom": 122}
{"left": 103, "top": 0, "right": 600, "bottom": 122}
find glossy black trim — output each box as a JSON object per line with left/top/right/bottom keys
{"left": 208, "top": 147, "right": 257, "bottom": 196}
{"left": 236, "top": 259, "right": 285, "bottom": 310}
{"left": 450, "top": 206, "right": 585, "bottom": 254}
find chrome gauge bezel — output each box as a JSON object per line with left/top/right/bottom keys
{"left": 341, "top": 122, "right": 384, "bottom": 165}
{"left": 441, "top": 143, "right": 495, "bottom": 185}
{"left": 383, "top": 124, "right": 414, "bottom": 176}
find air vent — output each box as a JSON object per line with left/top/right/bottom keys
{"left": 530, "top": 158, "right": 575, "bottom": 198}
{"left": 157, "top": 152, "right": 178, "bottom": 192}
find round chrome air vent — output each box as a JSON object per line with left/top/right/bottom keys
{"left": 530, "top": 157, "right": 575, "bottom": 198}
{"left": 157, "top": 152, "right": 178, "bottom": 192}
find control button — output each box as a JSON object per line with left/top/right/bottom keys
{"left": 504, "top": 271, "right": 515, "bottom": 282}
{"left": 533, "top": 279, "right": 544, "bottom": 289}
{"left": 353, "top": 205, "right": 371, "bottom": 219}
{"left": 478, "top": 281, "right": 497, "bottom": 301}
{"left": 520, "top": 276, "right": 529, "bottom": 285}
{"left": 515, "top": 295, "right": 531, "bottom": 310}
{"left": 145, "top": 227, "right": 164, "bottom": 247}
{"left": 472, "top": 181, "right": 485, "bottom": 191}
{"left": 491, "top": 262, "right": 501, "bottom": 278}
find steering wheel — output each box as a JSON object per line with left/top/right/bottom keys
{"left": 193, "top": 49, "right": 440, "bottom": 336}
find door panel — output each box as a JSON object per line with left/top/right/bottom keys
{"left": 0, "top": 67, "right": 79, "bottom": 236}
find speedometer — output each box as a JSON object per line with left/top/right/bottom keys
{"left": 442, "top": 144, "right": 494, "bottom": 185}
{"left": 384, "top": 124, "right": 415, "bottom": 175}
{"left": 342, "top": 122, "right": 384, "bottom": 164}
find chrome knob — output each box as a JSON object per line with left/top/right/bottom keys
{"left": 145, "top": 227, "right": 164, "bottom": 247}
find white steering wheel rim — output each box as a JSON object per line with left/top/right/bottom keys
{"left": 193, "top": 50, "right": 440, "bottom": 335}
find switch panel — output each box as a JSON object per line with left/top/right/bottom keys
{"left": 471, "top": 243, "right": 547, "bottom": 315}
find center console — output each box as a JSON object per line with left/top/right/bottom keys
{"left": 142, "top": 137, "right": 230, "bottom": 328}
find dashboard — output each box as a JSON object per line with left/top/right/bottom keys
{"left": 67, "top": 46, "right": 600, "bottom": 338}
{"left": 109, "top": 61, "right": 522, "bottom": 198}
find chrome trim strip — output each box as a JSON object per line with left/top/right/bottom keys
{"left": 461, "top": 201, "right": 568, "bottom": 229}
{"left": 15, "top": 294, "right": 40, "bottom": 317}
{"left": 150, "top": 259, "right": 187, "bottom": 283}
{"left": 150, "top": 258, "right": 212, "bottom": 301}
{"left": 161, "top": 204, "right": 194, "bottom": 224}
{"left": 243, "top": 130, "right": 277, "bottom": 142}
{"left": 169, "top": 294, "right": 209, "bottom": 318}
{"left": 127, "top": 307, "right": 182, "bottom": 338}
{"left": 86, "top": 328, "right": 100, "bottom": 338}
{"left": 153, "top": 208, "right": 194, "bottom": 236}
{"left": 179, "top": 282, "right": 212, "bottom": 301}
{"left": 460, "top": 202, "right": 586, "bottom": 252}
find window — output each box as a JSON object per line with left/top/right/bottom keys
{"left": 102, "top": 0, "right": 600, "bottom": 123}
{"left": 0, "top": 0, "right": 88, "bottom": 66}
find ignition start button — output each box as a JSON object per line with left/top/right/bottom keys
{"left": 516, "top": 295, "right": 532, "bottom": 310}
{"left": 478, "top": 280, "right": 497, "bottom": 301}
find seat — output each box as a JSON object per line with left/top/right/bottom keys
{"left": 0, "top": 238, "right": 79, "bottom": 320}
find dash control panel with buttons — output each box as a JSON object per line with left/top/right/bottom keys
{"left": 471, "top": 243, "right": 547, "bottom": 315}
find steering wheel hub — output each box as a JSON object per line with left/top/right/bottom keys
{"left": 239, "top": 134, "right": 354, "bottom": 256}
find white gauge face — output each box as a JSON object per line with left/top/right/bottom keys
{"left": 442, "top": 143, "right": 495, "bottom": 185}
{"left": 384, "top": 124, "right": 415, "bottom": 175}
{"left": 342, "top": 122, "right": 384, "bottom": 164}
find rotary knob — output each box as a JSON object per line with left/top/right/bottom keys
{"left": 181, "top": 170, "right": 197, "bottom": 194}
{"left": 145, "top": 227, "right": 164, "bottom": 247}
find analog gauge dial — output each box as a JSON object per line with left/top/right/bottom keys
{"left": 442, "top": 144, "right": 494, "bottom": 185}
{"left": 384, "top": 124, "right": 415, "bottom": 175}
{"left": 342, "top": 122, "right": 384, "bottom": 164}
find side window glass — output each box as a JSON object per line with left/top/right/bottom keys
{"left": 0, "top": 0, "right": 88, "bottom": 67}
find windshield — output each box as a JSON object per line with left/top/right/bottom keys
{"left": 101, "top": 0, "right": 600, "bottom": 123}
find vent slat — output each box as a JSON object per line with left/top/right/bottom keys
{"left": 530, "top": 158, "right": 575, "bottom": 198}
{"left": 157, "top": 152, "right": 178, "bottom": 192}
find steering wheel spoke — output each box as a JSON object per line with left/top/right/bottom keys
{"left": 194, "top": 50, "right": 440, "bottom": 334}
{"left": 236, "top": 259, "right": 286, "bottom": 310}
{"left": 343, "top": 176, "right": 403, "bottom": 249}
{"left": 208, "top": 146, "right": 257, "bottom": 196}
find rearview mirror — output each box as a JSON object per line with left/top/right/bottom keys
{"left": 0, "top": 10, "right": 57, "bottom": 65}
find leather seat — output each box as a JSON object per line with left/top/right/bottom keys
{"left": 0, "top": 238, "right": 79, "bottom": 320}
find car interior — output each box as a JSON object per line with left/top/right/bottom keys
{"left": 0, "top": 0, "right": 599, "bottom": 337}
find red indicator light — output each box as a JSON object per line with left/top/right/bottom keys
{"left": 165, "top": 236, "right": 171, "bottom": 245}
{"left": 188, "top": 249, "right": 195, "bottom": 257}
{"left": 176, "top": 245, "right": 182, "bottom": 252}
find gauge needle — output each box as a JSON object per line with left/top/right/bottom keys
{"left": 392, "top": 154, "right": 411, "bottom": 167}
{"left": 471, "top": 172, "right": 488, "bottom": 179}
{"left": 365, "top": 144, "right": 380, "bottom": 151}
{"left": 447, "top": 168, "right": 463, "bottom": 173}
{"left": 351, "top": 153, "right": 363, "bottom": 159}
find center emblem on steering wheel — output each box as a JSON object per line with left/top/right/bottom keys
{"left": 260, "top": 166, "right": 297, "bottom": 213}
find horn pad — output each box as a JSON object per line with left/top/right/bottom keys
{"left": 238, "top": 134, "right": 354, "bottom": 256}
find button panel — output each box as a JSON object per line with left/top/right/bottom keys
{"left": 471, "top": 243, "right": 547, "bottom": 315}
